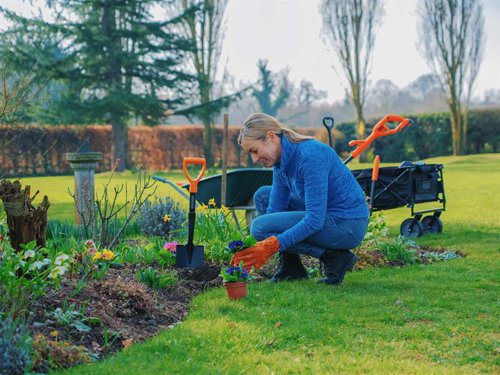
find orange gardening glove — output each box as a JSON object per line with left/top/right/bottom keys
{"left": 231, "top": 236, "right": 280, "bottom": 272}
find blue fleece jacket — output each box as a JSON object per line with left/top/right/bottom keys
{"left": 269, "top": 136, "right": 368, "bottom": 251}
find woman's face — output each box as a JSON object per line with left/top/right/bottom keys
{"left": 240, "top": 131, "right": 282, "bottom": 167}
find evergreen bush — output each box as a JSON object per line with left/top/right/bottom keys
{"left": 136, "top": 196, "right": 186, "bottom": 238}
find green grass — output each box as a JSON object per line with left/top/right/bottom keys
{"left": 15, "top": 170, "right": 188, "bottom": 221}
{"left": 22, "top": 154, "right": 500, "bottom": 373}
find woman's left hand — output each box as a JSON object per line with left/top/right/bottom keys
{"left": 231, "top": 236, "right": 280, "bottom": 271}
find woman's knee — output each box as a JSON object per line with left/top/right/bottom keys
{"left": 250, "top": 216, "right": 269, "bottom": 241}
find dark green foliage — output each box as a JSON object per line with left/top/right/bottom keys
{"left": 252, "top": 59, "right": 291, "bottom": 117}
{"left": 376, "top": 236, "right": 417, "bottom": 264}
{"left": 0, "top": 0, "right": 195, "bottom": 170}
{"left": 136, "top": 267, "right": 176, "bottom": 290}
{"left": 333, "top": 109, "right": 500, "bottom": 162}
{"left": 136, "top": 196, "right": 186, "bottom": 238}
{"left": 0, "top": 315, "right": 32, "bottom": 375}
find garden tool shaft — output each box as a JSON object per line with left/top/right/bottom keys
{"left": 176, "top": 157, "right": 206, "bottom": 268}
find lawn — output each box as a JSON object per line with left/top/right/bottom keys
{"left": 19, "top": 154, "right": 500, "bottom": 374}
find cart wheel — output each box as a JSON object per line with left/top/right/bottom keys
{"left": 421, "top": 216, "right": 443, "bottom": 233}
{"left": 400, "top": 218, "right": 424, "bottom": 238}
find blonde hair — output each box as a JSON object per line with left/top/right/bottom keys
{"left": 238, "top": 113, "right": 314, "bottom": 144}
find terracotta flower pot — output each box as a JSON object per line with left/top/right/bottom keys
{"left": 224, "top": 281, "right": 248, "bottom": 300}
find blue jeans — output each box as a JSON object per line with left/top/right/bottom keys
{"left": 251, "top": 186, "right": 368, "bottom": 259}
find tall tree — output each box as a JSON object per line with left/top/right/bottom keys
{"left": 0, "top": 0, "right": 194, "bottom": 171}
{"left": 320, "top": 0, "right": 384, "bottom": 158}
{"left": 252, "top": 59, "right": 291, "bottom": 117}
{"left": 418, "top": 0, "right": 484, "bottom": 155}
{"left": 166, "top": 0, "right": 230, "bottom": 167}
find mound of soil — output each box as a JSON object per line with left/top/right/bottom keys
{"left": 29, "top": 262, "right": 223, "bottom": 371}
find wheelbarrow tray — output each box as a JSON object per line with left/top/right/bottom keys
{"left": 181, "top": 168, "right": 273, "bottom": 208}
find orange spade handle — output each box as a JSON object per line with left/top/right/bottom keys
{"left": 372, "top": 155, "right": 380, "bottom": 181}
{"left": 182, "top": 157, "right": 206, "bottom": 193}
{"left": 348, "top": 115, "right": 411, "bottom": 159}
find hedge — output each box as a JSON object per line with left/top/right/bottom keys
{"left": 0, "top": 109, "right": 498, "bottom": 176}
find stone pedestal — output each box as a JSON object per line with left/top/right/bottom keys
{"left": 65, "top": 152, "right": 102, "bottom": 226}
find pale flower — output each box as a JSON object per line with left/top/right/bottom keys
{"left": 29, "top": 261, "right": 46, "bottom": 271}
{"left": 49, "top": 265, "right": 67, "bottom": 279}
{"left": 55, "top": 254, "right": 70, "bottom": 265}
{"left": 163, "top": 214, "right": 171, "bottom": 223}
{"left": 23, "top": 250, "right": 36, "bottom": 259}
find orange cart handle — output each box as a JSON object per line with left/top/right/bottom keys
{"left": 348, "top": 115, "right": 412, "bottom": 159}
{"left": 372, "top": 155, "right": 381, "bottom": 181}
{"left": 182, "top": 157, "right": 206, "bottom": 193}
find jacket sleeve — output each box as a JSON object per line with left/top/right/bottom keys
{"left": 266, "top": 168, "right": 291, "bottom": 214}
{"left": 276, "top": 152, "right": 329, "bottom": 250}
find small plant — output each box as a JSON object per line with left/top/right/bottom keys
{"left": 363, "top": 212, "right": 389, "bottom": 246}
{"left": 157, "top": 241, "right": 177, "bottom": 267}
{"left": 32, "top": 333, "right": 91, "bottom": 372}
{"left": 136, "top": 196, "right": 186, "bottom": 238}
{"left": 376, "top": 236, "right": 417, "bottom": 264}
{"left": 0, "top": 237, "right": 70, "bottom": 319}
{"left": 0, "top": 315, "right": 32, "bottom": 375}
{"left": 136, "top": 267, "right": 176, "bottom": 290}
{"left": 226, "top": 233, "right": 257, "bottom": 254}
{"left": 52, "top": 299, "right": 101, "bottom": 332}
{"left": 195, "top": 198, "right": 235, "bottom": 244}
{"left": 220, "top": 261, "right": 253, "bottom": 283}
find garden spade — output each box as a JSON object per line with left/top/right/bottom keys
{"left": 176, "top": 157, "right": 206, "bottom": 268}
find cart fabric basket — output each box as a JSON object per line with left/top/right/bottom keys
{"left": 351, "top": 163, "right": 445, "bottom": 210}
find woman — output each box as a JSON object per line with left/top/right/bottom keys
{"left": 232, "top": 113, "right": 369, "bottom": 286}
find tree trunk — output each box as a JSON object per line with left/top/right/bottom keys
{"left": 0, "top": 180, "right": 49, "bottom": 251}
{"left": 111, "top": 119, "right": 128, "bottom": 171}
{"left": 354, "top": 101, "right": 368, "bottom": 162}
{"left": 449, "top": 100, "right": 462, "bottom": 156}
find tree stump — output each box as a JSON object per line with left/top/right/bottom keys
{"left": 0, "top": 180, "right": 49, "bottom": 251}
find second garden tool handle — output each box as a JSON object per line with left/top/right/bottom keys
{"left": 348, "top": 115, "right": 412, "bottom": 159}
{"left": 182, "top": 157, "right": 206, "bottom": 193}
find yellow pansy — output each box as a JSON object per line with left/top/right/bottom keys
{"left": 92, "top": 251, "right": 103, "bottom": 261}
{"left": 102, "top": 249, "right": 115, "bottom": 261}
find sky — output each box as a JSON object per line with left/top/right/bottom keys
{"left": 1, "top": 0, "right": 499, "bottom": 102}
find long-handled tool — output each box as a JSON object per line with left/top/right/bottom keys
{"left": 369, "top": 155, "right": 381, "bottom": 215}
{"left": 322, "top": 116, "right": 335, "bottom": 148}
{"left": 343, "top": 114, "right": 412, "bottom": 165}
{"left": 176, "top": 157, "right": 206, "bottom": 268}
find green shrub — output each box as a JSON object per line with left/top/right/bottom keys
{"left": 0, "top": 315, "right": 32, "bottom": 375}
{"left": 136, "top": 196, "right": 186, "bottom": 238}
{"left": 136, "top": 267, "right": 176, "bottom": 290}
{"left": 376, "top": 236, "right": 417, "bottom": 264}
{"left": 0, "top": 238, "right": 70, "bottom": 319}
{"left": 52, "top": 299, "right": 101, "bottom": 333}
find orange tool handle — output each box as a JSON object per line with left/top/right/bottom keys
{"left": 182, "top": 157, "right": 206, "bottom": 193}
{"left": 372, "top": 155, "right": 380, "bottom": 181}
{"left": 348, "top": 115, "right": 411, "bottom": 159}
